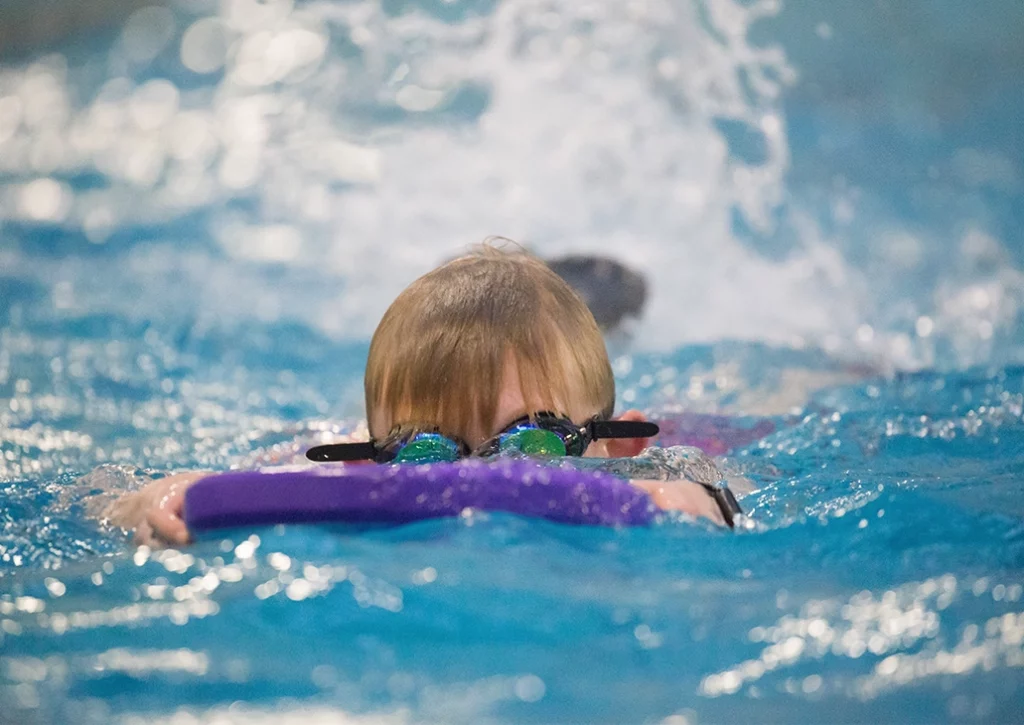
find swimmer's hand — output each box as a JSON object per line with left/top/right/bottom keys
{"left": 630, "top": 479, "right": 726, "bottom": 526}
{"left": 104, "top": 471, "right": 210, "bottom": 547}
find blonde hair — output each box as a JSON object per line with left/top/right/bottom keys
{"left": 365, "top": 244, "right": 615, "bottom": 441}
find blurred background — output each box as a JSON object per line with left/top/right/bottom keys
{"left": 0, "top": 0, "right": 1020, "bottom": 371}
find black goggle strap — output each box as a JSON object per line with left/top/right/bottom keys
{"left": 695, "top": 482, "right": 742, "bottom": 529}
{"left": 305, "top": 440, "right": 378, "bottom": 462}
{"left": 587, "top": 419, "right": 660, "bottom": 441}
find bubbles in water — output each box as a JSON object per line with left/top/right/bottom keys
{"left": 17, "top": 178, "right": 70, "bottom": 222}
{"left": 121, "top": 6, "right": 177, "bottom": 64}
{"left": 181, "top": 18, "right": 231, "bottom": 74}
{"left": 0, "top": 95, "right": 22, "bottom": 143}
{"left": 129, "top": 79, "right": 180, "bottom": 131}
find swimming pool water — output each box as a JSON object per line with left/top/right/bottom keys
{"left": 1, "top": 325, "right": 1022, "bottom": 723}
{"left": 2, "top": 0, "right": 1024, "bottom": 722}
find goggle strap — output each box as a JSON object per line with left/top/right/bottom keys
{"left": 699, "top": 484, "right": 742, "bottom": 529}
{"left": 305, "top": 441, "right": 378, "bottom": 462}
{"left": 305, "top": 420, "right": 660, "bottom": 461}
{"left": 588, "top": 419, "right": 660, "bottom": 440}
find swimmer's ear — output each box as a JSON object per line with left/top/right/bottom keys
{"left": 604, "top": 409, "right": 653, "bottom": 458}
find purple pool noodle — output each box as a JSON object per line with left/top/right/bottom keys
{"left": 184, "top": 459, "right": 656, "bottom": 531}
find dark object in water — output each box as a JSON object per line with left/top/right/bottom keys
{"left": 546, "top": 255, "right": 647, "bottom": 330}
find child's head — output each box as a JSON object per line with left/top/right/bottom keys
{"left": 366, "top": 244, "right": 640, "bottom": 453}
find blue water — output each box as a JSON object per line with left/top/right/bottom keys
{"left": 2, "top": 0, "right": 1024, "bottom": 722}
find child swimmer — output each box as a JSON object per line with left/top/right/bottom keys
{"left": 110, "top": 246, "right": 729, "bottom": 546}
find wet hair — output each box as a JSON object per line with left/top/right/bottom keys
{"left": 365, "top": 242, "right": 615, "bottom": 441}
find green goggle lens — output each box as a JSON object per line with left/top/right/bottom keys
{"left": 498, "top": 428, "right": 568, "bottom": 457}
{"left": 391, "top": 433, "right": 462, "bottom": 463}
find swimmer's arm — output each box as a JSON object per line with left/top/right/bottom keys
{"left": 116, "top": 475, "right": 728, "bottom": 542}
{"left": 104, "top": 471, "right": 210, "bottom": 547}
{"left": 111, "top": 475, "right": 728, "bottom": 543}
{"left": 102, "top": 432, "right": 369, "bottom": 547}
{"left": 629, "top": 479, "right": 726, "bottom": 526}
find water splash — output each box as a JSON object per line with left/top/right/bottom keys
{"left": 0, "top": 0, "right": 851, "bottom": 351}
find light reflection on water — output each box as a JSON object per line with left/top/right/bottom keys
{"left": 1, "top": 336, "right": 1023, "bottom": 722}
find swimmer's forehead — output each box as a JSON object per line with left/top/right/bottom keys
{"left": 489, "top": 350, "right": 606, "bottom": 424}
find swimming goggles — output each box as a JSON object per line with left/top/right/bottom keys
{"left": 305, "top": 412, "right": 660, "bottom": 464}
{"left": 306, "top": 413, "right": 743, "bottom": 528}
